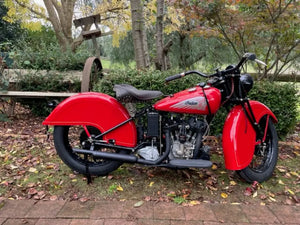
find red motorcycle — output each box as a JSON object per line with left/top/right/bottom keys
{"left": 43, "top": 53, "right": 278, "bottom": 183}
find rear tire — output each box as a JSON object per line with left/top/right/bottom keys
{"left": 53, "top": 126, "right": 124, "bottom": 176}
{"left": 237, "top": 116, "right": 278, "bottom": 183}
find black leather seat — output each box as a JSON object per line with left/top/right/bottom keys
{"left": 114, "top": 84, "right": 163, "bottom": 102}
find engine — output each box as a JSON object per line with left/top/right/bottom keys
{"left": 169, "top": 116, "right": 207, "bottom": 159}
{"left": 136, "top": 111, "right": 207, "bottom": 161}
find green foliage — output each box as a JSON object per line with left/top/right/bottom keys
{"left": 0, "top": 2, "right": 24, "bottom": 44}
{"left": 173, "top": 196, "right": 187, "bottom": 204}
{"left": 107, "top": 31, "right": 135, "bottom": 66}
{"left": 17, "top": 72, "right": 81, "bottom": 116}
{"left": 169, "top": 33, "right": 235, "bottom": 70}
{"left": 11, "top": 42, "right": 90, "bottom": 71}
{"left": 94, "top": 69, "right": 298, "bottom": 138}
{"left": 9, "top": 27, "right": 90, "bottom": 71}
{"left": 248, "top": 82, "right": 299, "bottom": 138}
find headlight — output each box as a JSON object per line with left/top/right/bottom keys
{"left": 240, "top": 74, "right": 254, "bottom": 94}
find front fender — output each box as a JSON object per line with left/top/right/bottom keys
{"left": 43, "top": 92, "right": 137, "bottom": 147}
{"left": 222, "top": 101, "right": 277, "bottom": 170}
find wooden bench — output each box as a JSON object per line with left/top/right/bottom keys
{"left": 0, "top": 91, "right": 77, "bottom": 98}
{"left": 0, "top": 91, "right": 78, "bottom": 116}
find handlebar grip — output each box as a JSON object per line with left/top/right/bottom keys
{"left": 165, "top": 73, "right": 185, "bottom": 82}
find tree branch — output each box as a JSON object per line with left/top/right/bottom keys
{"left": 14, "top": 0, "right": 49, "bottom": 20}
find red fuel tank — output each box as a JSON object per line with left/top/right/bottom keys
{"left": 154, "top": 86, "right": 221, "bottom": 115}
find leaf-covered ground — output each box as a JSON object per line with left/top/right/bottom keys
{"left": 0, "top": 102, "right": 299, "bottom": 206}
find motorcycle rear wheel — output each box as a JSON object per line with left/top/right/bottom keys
{"left": 237, "top": 116, "right": 278, "bottom": 183}
{"left": 53, "top": 125, "right": 124, "bottom": 176}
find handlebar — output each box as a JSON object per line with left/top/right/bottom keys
{"left": 165, "top": 52, "right": 265, "bottom": 83}
{"left": 165, "top": 71, "right": 209, "bottom": 82}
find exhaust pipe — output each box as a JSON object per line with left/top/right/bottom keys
{"left": 72, "top": 131, "right": 171, "bottom": 165}
{"left": 73, "top": 148, "right": 138, "bottom": 163}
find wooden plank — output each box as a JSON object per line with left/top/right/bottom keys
{"left": 73, "top": 14, "right": 101, "bottom": 27}
{"left": 82, "top": 29, "right": 102, "bottom": 40}
{"left": 0, "top": 91, "right": 77, "bottom": 98}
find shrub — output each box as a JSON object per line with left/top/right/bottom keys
{"left": 11, "top": 43, "right": 90, "bottom": 71}
{"left": 94, "top": 69, "right": 299, "bottom": 138}
{"left": 17, "top": 72, "right": 81, "bottom": 116}
{"left": 249, "top": 81, "right": 299, "bottom": 138}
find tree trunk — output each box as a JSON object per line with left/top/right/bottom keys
{"left": 130, "top": 0, "right": 150, "bottom": 69}
{"left": 155, "top": 0, "right": 172, "bottom": 71}
{"left": 43, "top": 0, "right": 75, "bottom": 52}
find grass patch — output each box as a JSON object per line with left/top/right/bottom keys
{"left": 101, "top": 58, "right": 136, "bottom": 70}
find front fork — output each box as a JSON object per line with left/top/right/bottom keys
{"left": 241, "top": 100, "right": 270, "bottom": 145}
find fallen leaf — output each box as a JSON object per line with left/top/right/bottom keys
{"left": 276, "top": 166, "right": 287, "bottom": 173}
{"left": 221, "top": 192, "right": 228, "bottom": 199}
{"left": 28, "top": 188, "right": 38, "bottom": 195}
{"left": 244, "top": 187, "right": 253, "bottom": 196}
{"left": 144, "top": 196, "right": 151, "bottom": 201}
{"left": 260, "top": 194, "right": 267, "bottom": 200}
{"left": 268, "top": 192, "right": 275, "bottom": 198}
{"left": 253, "top": 191, "right": 258, "bottom": 198}
{"left": 50, "top": 195, "right": 58, "bottom": 201}
{"left": 117, "top": 185, "right": 123, "bottom": 191}
{"left": 278, "top": 179, "right": 285, "bottom": 185}
{"left": 134, "top": 200, "right": 144, "bottom": 208}
{"left": 251, "top": 181, "right": 260, "bottom": 190}
{"left": 149, "top": 182, "right": 154, "bottom": 187}
{"left": 231, "top": 202, "right": 241, "bottom": 205}
{"left": 79, "top": 197, "right": 89, "bottom": 203}
{"left": 189, "top": 200, "right": 200, "bottom": 206}
{"left": 28, "top": 167, "right": 38, "bottom": 173}
{"left": 290, "top": 172, "right": 299, "bottom": 177}
{"left": 211, "top": 164, "right": 218, "bottom": 170}
{"left": 167, "top": 192, "right": 176, "bottom": 197}
{"left": 293, "top": 151, "right": 300, "bottom": 156}
{"left": 230, "top": 181, "right": 237, "bottom": 186}
{"left": 69, "top": 174, "right": 76, "bottom": 179}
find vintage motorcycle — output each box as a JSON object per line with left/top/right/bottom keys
{"left": 43, "top": 53, "right": 278, "bottom": 183}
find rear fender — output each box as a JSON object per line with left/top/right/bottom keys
{"left": 222, "top": 100, "right": 277, "bottom": 170}
{"left": 43, "top": 92, "right": 137, "bottom": 147}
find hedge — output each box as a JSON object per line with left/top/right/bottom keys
{"left": 16, "top": 72, "right": 81, "bottom": 116}
{"left": 94, "top": 69, "right": 299, "bottom": 138}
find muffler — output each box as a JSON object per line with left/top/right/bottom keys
{"left": 72, "top": 148, "right": 138, "bottom": 163}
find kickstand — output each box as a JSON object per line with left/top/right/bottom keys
{"left": 84, "top": 154, "right": 92, "bottom": 184}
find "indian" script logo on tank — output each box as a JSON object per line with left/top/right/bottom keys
{"left": 170, "top": 96, "right": 207, "bottom": 111}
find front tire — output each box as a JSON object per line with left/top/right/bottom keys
{"left": 53, "top": 125, "right": 124, "bottom": 176}
{"left": 237, "top": 116, "right": 278, "bottom": 183}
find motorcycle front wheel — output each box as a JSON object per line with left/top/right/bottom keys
{"left": 237, "top": 116, "right": 278, "bottom": 183}
{"left": 53, "top": 125, "right": 124, "bottom": 176}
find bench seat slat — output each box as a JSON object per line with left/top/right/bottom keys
{"left": 0, "top": 91, "right": 77, "bottom": 98}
